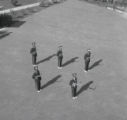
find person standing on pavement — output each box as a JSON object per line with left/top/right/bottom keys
{"left": 69, "top": 73, "right": 78, "bottom": 99}
{"left": 84, "top": 49, "right": 91, "bottom": 72}
{"left": 30, "top": 42, "right": 37, "bottom": 67}
{"left": 32, "top": 66, "right": 41, "bottom": 92}
{"left": 57, "top": 46, "right": 63, "bottom": 69}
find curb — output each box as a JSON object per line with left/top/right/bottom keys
{"left": 107, "top": 7, "right": 125, "bottom": 14}
{"left": 107, "top": 6, "right": 127, "bottom": 19}
{"left": 0, "top": 2, "right": 41, "bottom": 14}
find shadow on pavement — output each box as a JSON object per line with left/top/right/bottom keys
{"left": 0, "top": 31, "right": 12, "bottom": 39}
{"left": 89, "top": 59, "right": 103, "bottom": 70}
{"left": 62, "top": 57, "right": 79, "bottom": 67}
{"left": 77, "top": 81, "right": 95, "bottom": 96}
{"left": 37, "top": 54, "right": 56, "bottom": 64}
{"left": 9, "top": 20, "right": 26, "bottom": 27}
{"left": 41, "top": 75, "right": 61, "bottom": 90}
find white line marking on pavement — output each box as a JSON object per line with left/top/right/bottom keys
{"left": 0, "top": 2, "right": 41, "bottom": 14}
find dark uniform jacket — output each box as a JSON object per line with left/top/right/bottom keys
{"left": 84, "top": 52, "right": 91, "bottom": 61}
{"left": 30, "top": 47, "right": 37, "bottom": 56}
{"left": 69, "top": 77, "right": 77, "bottom": 88}
{"left": 32, "top": 70, "right": 41, "bottom": 81}
{"left": 57, "top": 50, "right": 63, "bottom": 58}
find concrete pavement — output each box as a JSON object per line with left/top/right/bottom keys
{"left": 0, "top": 0, "right": 127, "bottom": 120}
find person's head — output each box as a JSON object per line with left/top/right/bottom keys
{"left": 32, "top": 42, "right": 36, "bottom": 47}
{"left": 87, "top": 49, "right": 91, "bottom": 52}
{"left": 72, "top": 73, "right": 77, "bottom": 78}
{"left": 87, "top": 49, "right": 91, "bottom": 54}
{"left": 58, "top": 46, "right": 62, "bottom": 51}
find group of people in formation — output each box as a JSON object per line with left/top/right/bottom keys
{"left": 30, "top": 42, "right": 91, "bottom": 100}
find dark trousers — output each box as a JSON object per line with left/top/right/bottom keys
{"left": 113, "top": 2, "right": 116, "bottom": 10}
{"left": 71, "top": 86, "right": 77, "bottom": 97}
{"left": 32, "top": 55, "right": 37, "bottom": 65}
{"left": 85, "top": 59, "right": 90, "bottom": 71}
{"left": 58, "top": 57, "right": 63, "bottom": 67}
{"left": 35, "top": 79, "right": 41, "bottom": 91}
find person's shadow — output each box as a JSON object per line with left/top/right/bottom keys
{"left": 89, "top": 59, "right": 103, "bottom": 70}
{"left": 37, "top": 54, "right": 56, "bottom": 64}
{"left": 41, "top": 75, "right": 61, "bottom": 90}
{"left": 76, "top": 81, "right": 95, "bottom": 96}
{"left": 62, "top": 57, "right": 79, "bottom": 67}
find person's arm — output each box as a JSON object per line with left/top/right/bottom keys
{"left": 61, "top": 51, "right": 63, "bottom": 57}
{"left": 84, "top": 54, "right": 87, "bottom": 60}
{"left": 30, "top": 48, "right": 33, "bottom": 54}
{"left": 34, "top": 48, "right": 37, "bottom": 52}
{"left": 57, "top": 50, "right": 60, "bottom": 56}
{"left": 32, "top": 73, "right": 35, "bottom": 79}
{"left": 69, "top": 80, "right": 73, "bottom": 86}
{"left": 38, "top": 70, "right": 41, "bottom": 75}
{"left": 89, "top": 52, "right": 91, "bottom": 57}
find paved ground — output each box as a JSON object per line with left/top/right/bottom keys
{"left": 0, "top": 0, "right": 127, "bottom": 120}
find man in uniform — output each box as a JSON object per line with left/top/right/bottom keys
{"left": 69, "top": 73, "right": 78, "bottom": 99}
{"left": 30, "top": 42, "right": 37, "bottom": 67}
{"left": 84, "top": 49, "right": 91, "bottom": 72}
{"left": 32, "top": 66, "right": 41, "bottom": 92}
{"left": 57, "top": 46, "right": 63, "bottom": 69}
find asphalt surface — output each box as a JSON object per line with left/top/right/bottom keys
{"left": 0, "top": 0, "right": 127, "bottom": 120}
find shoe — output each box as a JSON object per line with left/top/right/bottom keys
{"left": 37, "top": 90, "right": 40, "bottom": 93}
{"left": 58, "top": 67, "right": 62, "bottom": 69}
{"left": 33, "top": 64, "right": 37, "bottom": 67}
{"left": 72, "top": 96, "right": 77, "bottom": 100}
{"left": 83, "top": 70, "right": 87, "bottom": 73}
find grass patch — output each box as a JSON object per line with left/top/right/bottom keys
{"left": 80, "top": 0, "right": 127, "bottom": 11}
